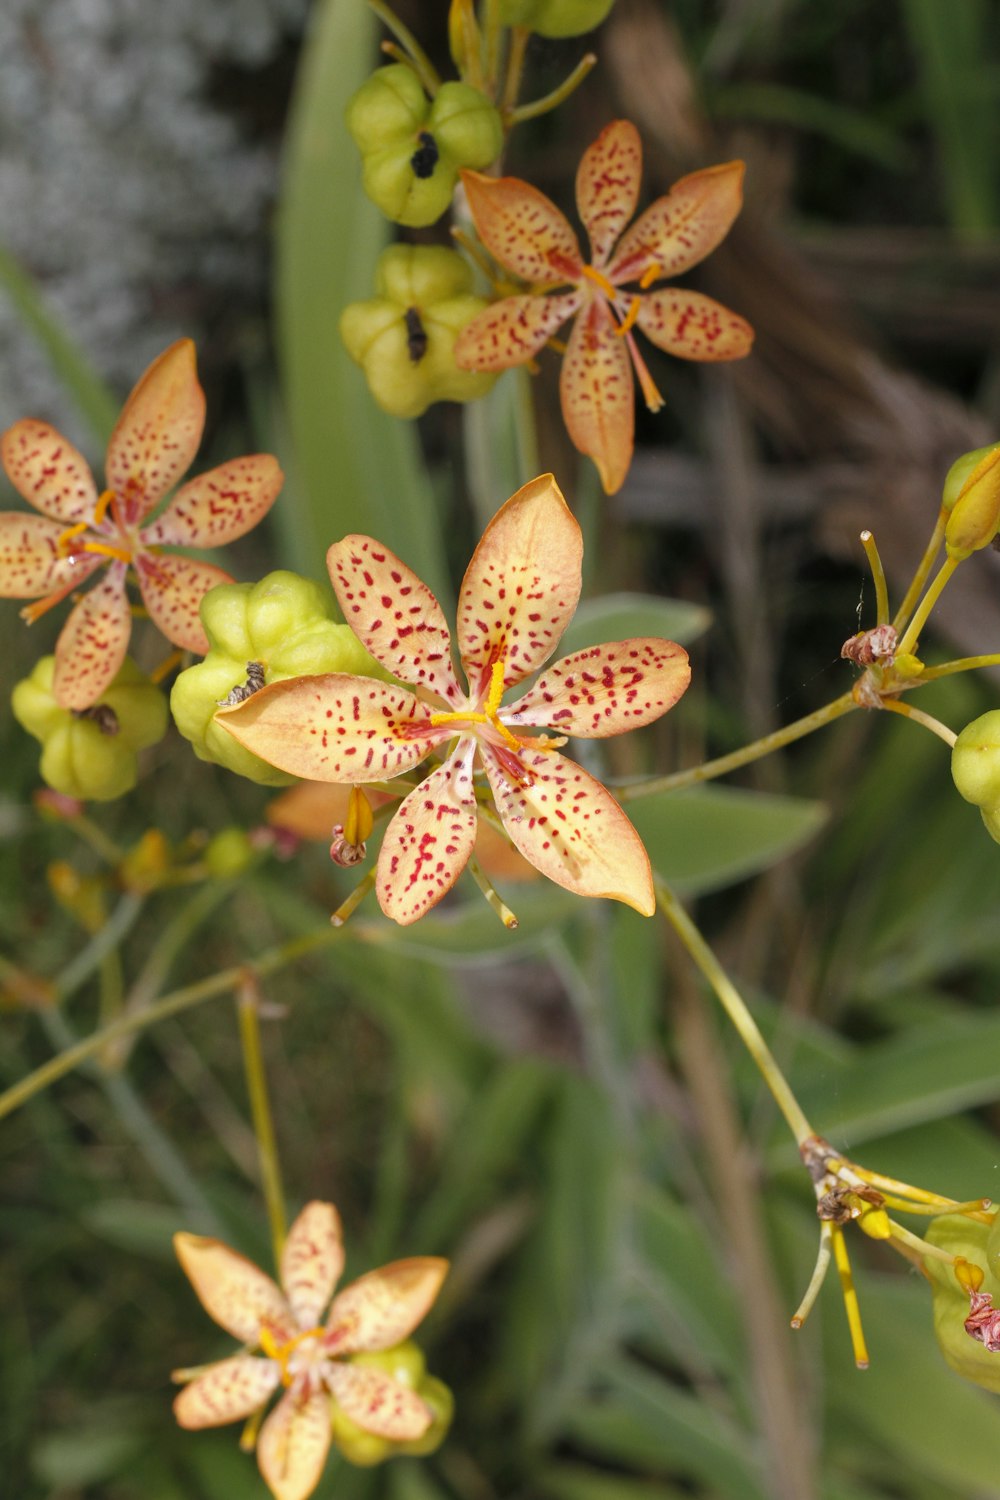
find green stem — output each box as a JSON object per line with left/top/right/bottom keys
{"left": 368, "top": 0, "right": 441, "bottom": 93}
{"left": 619, "top": 690, "right": 857, "bottom": 802}
{"left": 501, "top": 26, "right": 530, "bottom": 114}
{"left": 916, "top": 652, "right": 1000, "bottom": 681}
{"left": 237, "top": 976, "right": 288, "bottom": 1264}
{"left": 483, "top": 0, "right": 502, "bottom": 92}
{"left": 507, "top": 53, "right": 597, "bottom": 125}
{"left": 860, "top": 530, "right": 890, "bottom": 626}
{"left": 879, "top": 697, "right": 957, "bottom": 747}
{"left": 656, "top": 880, "right": 814, "bottom": 1147}
{"left": 54, "top": 893, "right": 145, "bottom": 1003}
{"left": 66, "top": 811, "right": 125, "bottom": 865}
{"left": 893, "top": 509, "right": 947, "bottom": 634}
{"left": 896, "top": 554, "right": 959, "bottom": 657}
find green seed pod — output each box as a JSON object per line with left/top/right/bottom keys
{"left": 498, "top": 0, "right": 615, "bottom": 37}
{"left": 341, "top": 244, "right": 497, "bottom": 418}
{"left": 12, "top": 656, "right": 167, "bottom": 802}
{"left": 395, "top": 1375, "right": 454, "bottom": 1458}
{"left": 203, "top": 828, "right": 256, "bottom": 878}
{"left": 170, "top": 571, "right": 385, "bottom": 785}
{"left": 346, "top": 67, "right": 501, "bottom": 228}
{"left": 980, "top": 803, "right": 1000, "bottom": 846}
{"left": 944, "top": 444, "right": 1000, "bottom": 559}
{"left": 951, "top": 710, "right": 1000, "bottom": 810}
{"left": 924, "top": 1213, "right": 1000, "bottom": 1394}
{"left": 942, "top": 443, "right": 1000, "bottom": 510}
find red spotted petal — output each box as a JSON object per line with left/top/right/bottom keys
{"left": 0, "top": 512, "right": 100, "bottom": 598}
{"left": 105, "top": 339, "right": 206, "bottom": 521}
{"left": 325, "top": 1257, "right": 448, "bottom": 1355}
{"left": 173, "top": 1355, "right": 279, "bottom": 1430}
{"left": 375, "top": 745, "right": 478, "bottom": 925}
{"left": 328, "top": 534, "right": 462, "bottom": 707}
{"left": 607, "top": 161, "right": 745, "bottom": 286}
{"left": 174, "top": 1232, "right": 294, "bottom": 1344}
{"left": 1, "top": 420, "right": 99, "bottom": 524}
{"left": 636, "top": 288, "right": 754, "bottom": 362}
{"left": 460, "top": 169, "right": 584, "bottom": 285}
{"left": 143, "top": 455, "right": 283, "bottom": 547}
{"left": 456, "top": 473, "right": 583, "bottom": 700}
{"left": 325, "top": 1362, "right": 432, "bottom": 1442}
{"left": 216, "top": 675, "right": 440, "bottom": 783}
{"left": 453, "top": 291, "right": 582, "bottom": 373}
{"left": 134, "top": 550, "right": 231, "bottom": 654}
{"left": 52, "top": 567, "right": 132, "bottom": 710}
{"left": 560, "top": 298, "right": 634, "bottom": 496}
{"left": 576, "top": 120, "right": 643, "bottom": 269}
{"left": 257, "top": 1388, "right": 331, "bottom": 1500}
{"left": 505, "top": 638, "right": 691, "bottom": 737}
{"left": 481, "top": 744, "right": 655, "bottom": 914}
{"left": 280, "top": 1202, "right": 345, "bottom": 1329}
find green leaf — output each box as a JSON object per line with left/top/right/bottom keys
{"left": 558, "top": 592, "right": 712, "bottom": 656}
{"left": 537, "top": 1465, "right": 689, "bottom": 1500}
{"left": 82, "top": 1198, "right": 186, "bottom": 1260}
{"left": 630, "top": 785, "right": 827, "bottom": 894}
{"left": 32, "top": 1400, "right": 146, "bottom": 1487}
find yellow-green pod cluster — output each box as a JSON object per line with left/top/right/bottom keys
{"left": 12, "top": 656, "right": 168, "bottom": 802}
{"left": 943, "top": 443, "right": 1000, "bottom": 559}
{"left": 170, "top": 571, "right": 386, "bottom": 786}
{"left": 924, "top": 1213, "right": 1000, "bottom": 1393}
{"left": 346, "top": 66, "right": 502, "bottom": 227}
{"left": 330, "top": 1341, "right": 453, "bottom": 1467}
{"left": 341, "top": 245, "right": 497, "bottom": 418}
{"left": 951, "top": 710, "right": 1000, "bottom": 846}
{"left": 498, "top": 0, "right": 615, "bottom": 36}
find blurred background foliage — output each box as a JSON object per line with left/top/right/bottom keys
{"left": 3, "top": 1, "right": 1000, "bottom": 1498}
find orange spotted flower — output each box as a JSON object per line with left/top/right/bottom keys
{"left": 173, "top": 1201, "right": 448, "bottom": 1500}
{"left": 0, "top": 340, "right": 283, "bottom": 709}
{"left": 454, "top": 120, "right": 754, "bottom": 495}
{"left": 216, "top": 474, "right": 691, "bottom": 925}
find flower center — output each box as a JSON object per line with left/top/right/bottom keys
{"left": 56, "top": 488, "right": 133, "bottom": 565}
{"left": 429, "top": 659, "right": 523, "bottom": 750}
{"left": 259, "top": 1323, "right": 328, "bottom": 1388}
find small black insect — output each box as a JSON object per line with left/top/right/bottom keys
{"left": 404, "top": 306, "right": 428, "bottom": 363}
{"left": 410, "top": 130, "right": 439, "bottom": 179}
{"left": 217, "top": 661, "right": 267, "bottom": 708}
{"left": 72, "top": 704, "right": 120, "bottom": 736}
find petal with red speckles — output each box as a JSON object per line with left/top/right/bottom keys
{"left": 607, "top": 161, "right": 745, "bottom": 286}
{"left": 216, "top": 675, "right": 441, "bottom": 784}
{"left": 453, "top": 291, "right": 582, "bottom": 373}
{"left": 576, "top": 120, "right": 643, "bottom": 269}
{"left": 481, "top": 744, "right": 655, "bottom": 915}
{"left": 328, "top": 534, "right": 462, "bottom": 707}
{"left": 456, "top": 474, "right": 582, "bottom": 700}
{"left": 134, "top": 550, "right": 231, "bottom": 654}
{"left": 280, "top": 1202, "right": 344, "bottom": 1329}
{"left": 636, "top": 288, "right": 754, "bottom": 362}
{"left": 1, "top": 420, "right": 99, "bottom": 524}
{"left": 174, "top": 1232, "right": 295, "bottom": 1344}
{"left": 375, "top": 745, "right": 477, "bottom": 925}
{"left": 325, "top": 1257, "right": 448, "bottom": 1356}
{"left": 105, "top": 339, "right": 206, "bottom": 521}
{"left": 173, "top": 1355, "right": 279, "bottom": 1429}
{"left": 257, "top": 1388, "right": 331, "bottom": 1500}
{"left": 51, "top": 567, "right": 132, "bottom": 710}
{"left": 460, "top": 170, "right": 584, "bottom": 285}
{"left": 143, "top": 454, "right": 283, "bottom": 547}
{"left": 505, "top": 638, "right": 690, "bottom": 737}
{"left": 325, "top": 1362, "right": 432, "bottom": 1442}
{"left": 560, "top": 298, "right": 634, "bottom": 496}
{"left": 0, "top": 512, "right": 100, "bottom": 598}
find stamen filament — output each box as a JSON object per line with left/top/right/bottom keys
{"left": 468, "top": 854, "right": 519, "bottom": 929}
{"left": 860, "top": 530, "right": 890, "bottom": 626}
{"left": 831, "top": 1224, "right": 869, "bottom": 1369}
{"left": 581, "top": 264, "right": 618, "bottom": 300}
{"left": 94, "top": 488, "right": 115, "bottom": 524}
{"left": 614, "top": 296, "right": 642, "bottom": 338}
{"left": 626, "top": 331, "right": 666, "bottom": 413}
{"left": 791, "top": 1220, "right": 833, "bottom": 1330}
{"left": 57, "top": 521, "right": 89, "bottom": 553}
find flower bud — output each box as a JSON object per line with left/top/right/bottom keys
{"left": 498, "top": 0, "right": 615, "bottom": 37}
{"left": 204, "top": 828, "right": 257, "bottom": 879}
{"left": 951, "top": 710, "right": 1000, "bottom": 810}
{"left": 942, "top": 443, "right": 1000, "bottom": 510}
{"left": 944, "top": 444, "right": 1000, "bottom": 559}
{"left": 12, "top": 656, "right": 167, "bottom": 802}
{"left": 341, "top": 245, "right": 497, "bottom": 418}
{"left": 170, "top": 571, "right": 386, "bottom": 785}
{"left": 346, "top": 66, "right": 502, "bottom": 228}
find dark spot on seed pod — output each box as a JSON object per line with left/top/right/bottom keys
{"left": 410, "top": 131, "right": 439, "bottom": 179}
{"left": 405, "top": 307, "right": 428, "bottom": 363}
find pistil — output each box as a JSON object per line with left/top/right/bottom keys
{"left": 258, "top": 1324, "right": 327, "bottom": 1387}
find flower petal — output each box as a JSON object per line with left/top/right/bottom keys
{"left": 560, "top": 297, "right": 634, "bottom": 496}
{"left": 376, "top": 744, "right": 478, "bottom": 925}
{"left": 134, "top": 550, "right": 232, "bottom": 654}
{"left": 216, "top": 675, "right": 440, "bottom": 783}
{"left": 328, "top": 534, "right": 462, "bottom": 706}
{"left": 481, "top": 745, "right": 655, "bottom": 915}
{"left": 325, "top": 1257, "right": 448, "bottom": 1355}
{"left": 325, "top": 1363, "right": 432, "bottom": 1442}
{"left": 280, "top": 1202, "right": 345, "bottom": 1329}
{"left": 173, "top": 1355, "right": 279, "bottom": 1430}
{"left": 636, "top": 287, "right": 754, "bottom": 362}
{"left": 257, "top": 1388, "right": 331, "bottom": 1500}
{"left": 105, "top": 339, "right": 206, "bottom": 521}
{"left": 143, "top": 455, "right": 283, "bottom": 547}
{"left": 505, "top": 638, "right": 691, "bottom": 737}
{"left": 576, "top": 120, "right": 643, "bottom": 268}
{"left": 51, "top": 567, "right": 132, "bottom": 710}
{"left": 0, "top": 512, "right": 99, "bottom": 598}
{"left": 456, "top": 473, "right": 583, "bottom": 700}
{"left": 453, "top": 291, "right": 582, "bottom": 373}
{"left": 1, "top": 420, "right": 99, "bottom": 524}
{"left": 173, "top": 1231, "right": 295, "bottom": 1344}
{"left": 607, "top": 161, "right": 745, "bottom": 286}
{"left": 460, "top": 169, "right": 584, "bottom": 285}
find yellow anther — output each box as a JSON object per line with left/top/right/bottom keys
{"left": 345, "top": 786, "right": 374, "bottom": 846}
{"left": 257, "top": 1324, "right": 326, "bottom": 1387}
{"left": 258, "top": 1326, "right": 282, "bottom": 1361}
{"left": 81, "top": 540, "right": 132, "bottom": 564}
{"left": 614, "top": 296, "right": 642, "bottom": 338}
{"left": 485, "top": 659, "right": 506, "bottom": 716}
{"left": 581, "top": 264, "right": 618, "bottom": 299}
{"left": 56, "top": 521, "right": 89, "bottom": 554}
{"left": 639, "top": 260, "right": 663, "bottom": 289}
{"left": 955, "top": 1256, "right": 986, "bottom": 1293}
{"left": 94, "top": 489, "right": 116, "bottom": 524}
